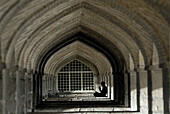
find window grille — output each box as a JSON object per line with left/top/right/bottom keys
{"left": 57, "top": 59, "right": 94, "bottom": 92}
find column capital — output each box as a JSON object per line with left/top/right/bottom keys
{"left": 135, "top": 68, "right": 147, "bottom": 72}
{"left": 126, "top": 69, "right": 136, "bottom": 73}
{"left": 159, "top": 62, "right": 170, "bottom": 69}
{"left": 27, "top": 69, "right": 34, "bottom": 74}
{"left": 146, "top": 65, "right": 163, "bottom": 71}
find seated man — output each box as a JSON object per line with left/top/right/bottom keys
{"left": 94, "top": 81, "right": 107, "bottom": 97}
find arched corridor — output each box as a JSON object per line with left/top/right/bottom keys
{"left": 0, "top": 0, "right": 169, "bottom": 113}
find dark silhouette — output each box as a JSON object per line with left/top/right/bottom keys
{"left": 94, "top": 81, "right": 107, "bottom": 97}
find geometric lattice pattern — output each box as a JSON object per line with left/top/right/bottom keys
{"left": 58, "top": 60, "right": 94, "bottom": 92}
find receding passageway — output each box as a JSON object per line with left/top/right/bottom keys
{"left": 0, "top": 0, "right": 169, "bottom": 114}
{"left": 43, "top": 59, "right": 112, "bottom": 102}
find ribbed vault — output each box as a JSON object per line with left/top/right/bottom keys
{"left": 44, "top": 41, "right": 112, "bottom": 76}
{"left": 0, "top": 0, "right": 169, "bottom": 113}
{"left": 33, "top": 31, "right": 124, "bottom": 74}
{"left": 0, "top": 0, "right": 169, "bottom": 70}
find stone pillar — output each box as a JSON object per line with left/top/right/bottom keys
{"left": 102, "top": 75, "right": 105, "bottom": 82}
{"left": 94, "top": 75, "right": 98, "bottom": 91}
{"left": 15, "top": 70, "right": 22, "bottom": 114}
{"left": 33, "top": 73, "right": 37, "bottom": 107}
{"left": 110, "top": 73, "right": 114, "bottom": 100}
{"left": 104, "top": 74, "right": 108, "bottom": 97}
{"left": 30, "top": 73, "right": 34, "bottom": 111}
{"left": 36, "top": 72, "right": 41, "bottom": 105}
{"left": 7, "top": 71, "right": 16, "bottom": 113}
{"left": 2, "top": 69, "right": 9, "bottom": 114}
{"left": 26, "top": 72, "right": 32, "bottom": 112}
{"left": 42, "top": 77, "right": 44, "bottom": 97}
{"left": 50, "top": 76, "right": 52, "bottom": 90}
{"left": 56, "top": 75, "right": 58, "bottom": 91}
{"left": 54, "top": 77, "right": 56, "bottom": 91}
{"left": 104, "top": 74, "right": 107, "bottom": 86}
{"left": 49, "top": 76, "right": 51, "bottom": 90}
{"left": 43, "top": 76, "right": 46, "bottom": 96}
{"left": 50, "top": 77, "right": 52, "bottom": 91}
{"left": 47, "top": 75, "right": 49, "bottom": 92}
{"left": 97, "top": 75, "right": 102, "bottom": 92}
{"left": 100, "top": 75, "right": 103, "bottom": 82}
{"left": 107, "top": 74, "right": 111, "bottom": 99}
{"left": 0, "top": 70, "right": 2, "bottom": 114}
{"left": 45, "top": 75, "right": 48, "bottom": 96}
{"left": 149, "top": 68, "right": 164, "bottom": 114}
{"left": 52, "top": 77, "right": 54, "bottom": 91}
{"left": 137, "top": 68, "right": 148, "bottom": 113}
{"left": 163, "top": 65, "right": 170, "bottom": 114}
{"left": 48, "top": 76, "right": 50, "bottom": 91}
{"left": 124, "top": 72, "right": 129, "bottom": 106}
{"left": 24, "top": 72, "right": 29, "bottom": 114}
{"left": 99, "top": 75, "right": 103, "bottom": 82}
{"left": 36, "top": 73, "right": 40, "bottom": 105}
{"left": 129, "top": 70, "right": 137, "bottom": 110}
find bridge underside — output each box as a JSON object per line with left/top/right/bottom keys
{"left": 0, "top": 0, "right": 169, "bottom": 113}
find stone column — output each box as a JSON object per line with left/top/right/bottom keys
{"left": 110, "top": 73, "right": 114, "bottom": 100}
{"left": 107, "top": 74, "right": 111, "bottom": 99}
{"left": 94, "top": 75, "right": 98, "bottom": 91}
{"left": 56, "top": 75, "right": 58, "bottom": 91}
{"left": 47, "top": 75, "right": 50, "bottom": 92}
{"left": 54, "top": 77, "right": 56, "bottom": 91}
{"left": 48, "top": 76, "right": 50, "bottom": 91}
{"left": 104, "top": 74, "right": 107, "bottom": 86}
{"left": 43, "top": 76, "right": 45, "bottom": 96}
{"left": 137, "top": 68, "right": 148, "bottom": 113}
{"left": 2, "top": 69, "right": 9, "bottom": 114}
{"left": 43, "top": 76, "right": 46, "bottom": 96}
{"left": 37, "top": 73, "right": 41, "bottom": 105}
{"left": 42, "top": 77, "right": 44, "bottom": 97}
{"left": 24, "top": 73, "right": 28, "bottom": 114}
{"left": 100, "top": 75, "right": 102, "bottom": 82}
{"left": 50, "top": 76, "right": 53, "bottom": 90}
{"left": 49, "top": 76, "right": 51, "bottom": 90}
{"left": 52, "top": 77, "right": 54, "bottom": 90}
{"left": 0, "top": 70, "right": 2, "bottom": 114}
{"left": 160, "top": 63, "right": 169, "bottom": 114}
{"left": 15, "top": 70, "right": 23, "bottom": 114}
{"left": 26, "top": 72, "right": 32, "bottom": 112}
{"left": 52, "top": 77, "right": 54, "bottom": 91}
{"left": 99, "top": 75, "right": 101, "bottom": 83}
{"left": 124, "top": 72, "right": 129, "bottom": 106}
{"left": 97, "top": 75, "right": 102, "bottom": 92}
{"left": 51, "top": 76, "right": 53, "bottom": 90}
{"left": 129, "top": 70, "right": 137, "bottom": 110}
{"left": 149, "top": 68, "right": 164, "bottom": 114}
{"left": 104, "top": 74, "right": 108, "bottom": 97}
{"left": 33, "top": 73, "right": 37, "bottom": 107}
{"left": 102, "top": 75, "right": 105, "bottom": 82}
{"left": 46, "top": 76, "right": 48, "bottom": 96}
{"left": 30, "top": 73, "right": 34, "bottom": 111}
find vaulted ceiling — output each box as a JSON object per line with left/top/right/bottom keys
{"left": 0, "top": 0, "right": 169, "bottom": 75}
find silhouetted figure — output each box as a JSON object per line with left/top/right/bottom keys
{"left": 94, "top": 81, "right": 107, "bottom": 97}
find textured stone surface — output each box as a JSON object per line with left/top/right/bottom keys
{"left": 0, "top": 0, "right": 169, "bottom": 113}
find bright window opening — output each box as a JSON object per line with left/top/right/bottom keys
{"left": 57, "top": 60, "right": 94, "bottom": 92}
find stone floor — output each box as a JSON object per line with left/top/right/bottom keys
{"left": 33, "top": 93, "right": 117, "bottom": 113}
{"left": 46, "top": 93, "right": 111, "bottom": 101}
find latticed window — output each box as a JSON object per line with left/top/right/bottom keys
{"left": 57, "top": 59, "right": 94, "bottom": 92}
